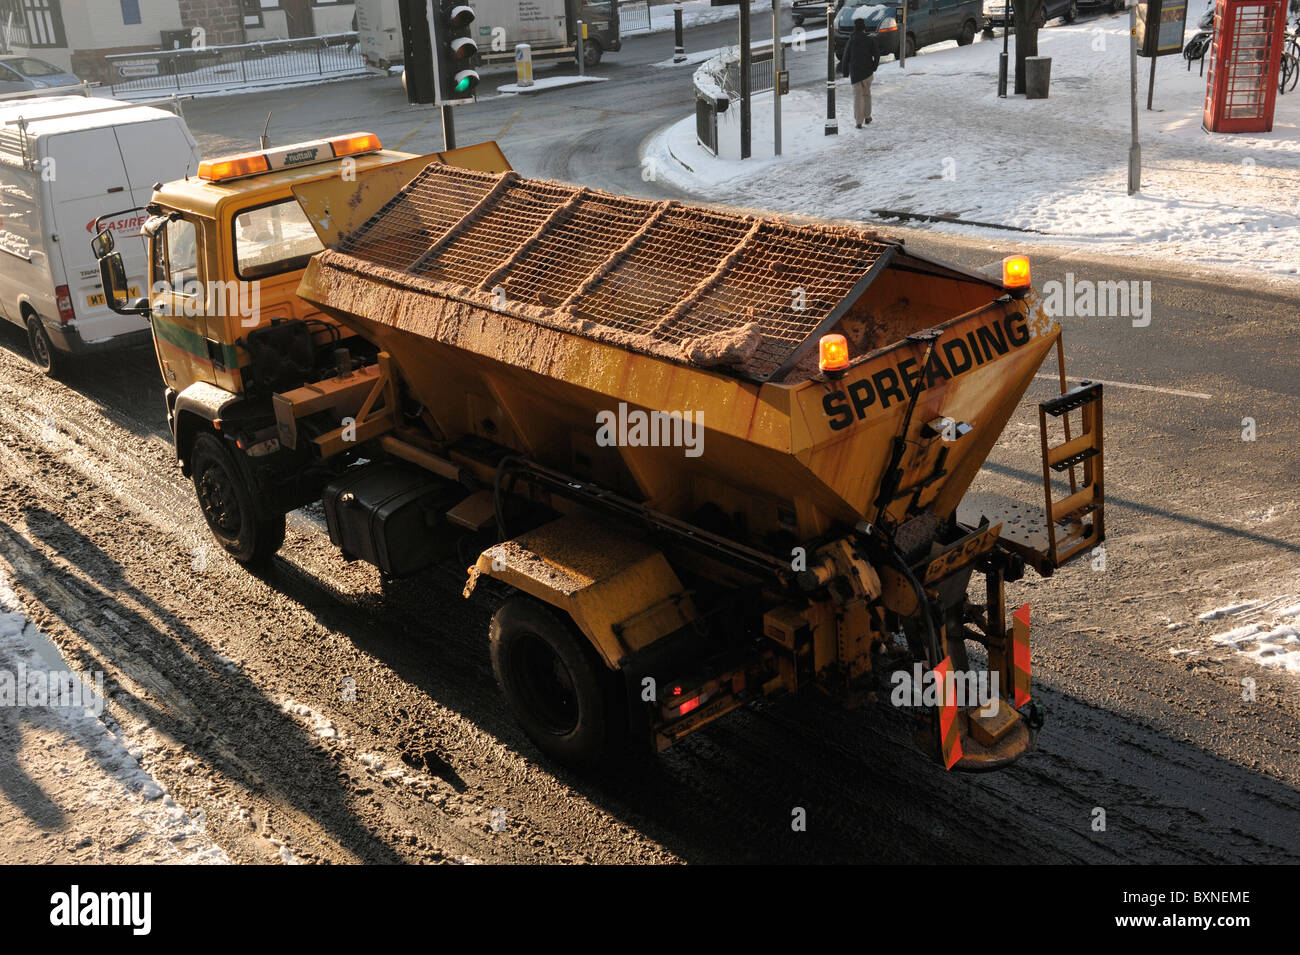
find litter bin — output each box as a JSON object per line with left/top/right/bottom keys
{"left": 1025, "top": 56, "right": 1052, "bottom": 99}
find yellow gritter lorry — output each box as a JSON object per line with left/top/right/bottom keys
{"left": 92, "top": 134, "right": 1103, "bottom": 770}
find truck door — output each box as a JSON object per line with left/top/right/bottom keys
{"left": 151, "top": 214, "right": 217, "bottom": 392}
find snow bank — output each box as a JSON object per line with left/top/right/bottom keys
{"left": 646, "top": 12, "right": 1300, "bottom": 279}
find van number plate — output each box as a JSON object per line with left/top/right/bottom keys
{"left": 86, "top": 287, "right": 140, "bottom": 307}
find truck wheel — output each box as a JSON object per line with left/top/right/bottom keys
{"left": 958, "top": 19, "right": 977, "bottom": 44}
{"left": 490, "top": 597, "right": 621, "bottom": 767}
{"left": 25, "top": 315, "right": 59, "bottom": 377}
{"left": 580, "top": 40, "right": 602, "bottom": 68}
{"left": 191, "top": 432, "right": 285, "bottom": 565}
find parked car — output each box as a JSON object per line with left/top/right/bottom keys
{"left": 835, "top": 0, "right": 981, "bottom": 60}
{"left": 984, "top": 0, "right": 1075, "bottom": 30}
{"left": 0, "top": 56, "right": 82, "bottom": 94}
{"left": 793, "top": 0, "right": 832, "bottom": 25}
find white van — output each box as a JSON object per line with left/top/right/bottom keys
{"left": 0, "top": 95, "right": 200, "bottom": 374}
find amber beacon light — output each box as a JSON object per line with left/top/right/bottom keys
{"left": 1002, "top": 254, "right": 1032, "bottom": 295}
{"left": 819, "top": 333, "right": 851, "bottom": 379}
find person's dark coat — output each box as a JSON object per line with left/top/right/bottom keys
{"left": 841, "top": 26, "right": 880, "bottom": 85}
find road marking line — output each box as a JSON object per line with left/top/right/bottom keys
{"left": 1034, "top": 374, "right": 1211, "bottom": 400}
{"left": 496, "top": 107, "right": 522, "bottom": 137}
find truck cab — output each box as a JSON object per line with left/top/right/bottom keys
{"left": 91, "top": 132, "right": 511, "bottom": 559}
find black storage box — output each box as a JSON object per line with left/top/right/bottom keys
{"left": 323, "top": 462, "right": 459, "bottom": 577}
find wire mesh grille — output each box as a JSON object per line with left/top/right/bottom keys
{"left": 333, "top": 164, "right": 893, "bottom": 379}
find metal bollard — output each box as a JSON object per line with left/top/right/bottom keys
{"left": 674, "top": 3, "right": 686, "bottom": 63}
{"left": 577, "top": 19, "right": 585, "bottom": 76}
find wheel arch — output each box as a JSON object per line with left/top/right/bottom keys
{"left": 464, "top": 515, "right": 696, "bottom": 670}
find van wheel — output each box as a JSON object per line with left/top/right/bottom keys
{"left": 580, "top": 40, "right": 602, "bottom": 68}
{"left": 25, "top": 315, "right": 59, "bottom": 377}
{"left": 958, "top": 19, "right": 977, "bottom": 44}
{"left": 1064, "top": 0, "right": 1078, "bottom": 21}
{"left": 905, "top": 34, "right": 917, "bottom": 58}
{"left": 191, "top": 432, "right": 285, "bottom": 564}
{"left": 1111, "top": 0, "right": 1125, "bottom": 11}
{"left": 490, "top": 597, "right": 622, "bottom": 767}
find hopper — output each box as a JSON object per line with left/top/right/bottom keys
{"left": 294, "top": 164, "right": 1062, "bottom": 546}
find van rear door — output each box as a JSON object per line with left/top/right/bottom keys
{"left": 46, "top": 116, "right": 198, "bottom": 347}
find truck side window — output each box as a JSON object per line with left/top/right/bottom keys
{"left": 165, "top": 217, "right": 198, "bottom": 295}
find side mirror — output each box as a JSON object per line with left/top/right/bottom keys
{"left": 96, "top": 251, "right": 150, "bottom": 316}
{"left": 91, "top": 228, "right": 114, "bottom": 259}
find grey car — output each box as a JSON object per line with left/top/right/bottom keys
{"left": 0, "top": 56, "right": 82, "bottom": 94}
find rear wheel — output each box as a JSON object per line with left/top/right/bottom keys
{"left": 1064, "top": 0, "right": 1078, "bottom": 22}
{"left": 905, "top": 34, "right": 917, "bottom": 58}
{"left": 1111, "top": 0, "right": 1126, "bottom": 11}
{"left": 25, "top": 314, "right": 59, "bottom": 377}
{"left": 191, "top": 432, "right": 284, "bottom": 565}
{"left": 490, "top": 597, "right": 622, "bottom": 767}
{"left": 958, "top": 19, "right": 977, "bottom": 44}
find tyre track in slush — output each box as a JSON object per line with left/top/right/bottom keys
{"left": 0, "top": 341, "right": 1297, "bottom": 862}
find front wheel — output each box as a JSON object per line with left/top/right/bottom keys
{"left": 191, "top": 432, "right": 285, "bottom": 565}
{"left": 25, "top": 315, "right": 59, "bottom": 377}
{"left": 490, "top": 598, "right": 622, "bottom": 767}
{"left": 905, "top": 34, "right": 916, "bottom": 58}
{"left": 580, "top": 40, "right": 602, "bottom": 68}
{"left": 1064, "top": 0, "right": 1078, "bottom": 21}
{"left": 958, "top": 19, "right": 977, "bottom": 45}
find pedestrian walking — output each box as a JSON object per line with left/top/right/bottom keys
{"left": 841, "top": 18, "right": 881, "bottom": 128}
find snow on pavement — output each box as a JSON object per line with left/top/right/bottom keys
{"left": 645, "top": 12, "right": 1300, "bottom": 279}
{"left": 0, "top": 568, "right": 228, "bottom": 864}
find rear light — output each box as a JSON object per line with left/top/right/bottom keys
{"left": 677, "top": 697, "right": 701, "bottom": 716}
{"left": 55, "top": 285, "right": 75, "bottom": 323}
{"left": 1002, "top": 255, "right": 1031, "bottom": 291}
{"left": 819, "top": 333, "right": 851, "bottom": 378}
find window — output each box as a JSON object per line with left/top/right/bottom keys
{"left": 165, "top": 217, "right": 198, "bottom": 293}
{"left": 5, "top": 55, "right": 61, "bottom": 76}
{"left": 119, "top": 0, "right": 140, "bottom": 26}
{"left": 234, "top": 199, "right": 323, "bottom": 280}
{"left": 3, "top": 0, "right": 67, "bottom": 48}
{"left": 241, "top": 0, "right": 264, "bottom": 28}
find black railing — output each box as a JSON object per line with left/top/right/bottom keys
{"left": 107, "top": 33, "right": 365, "bottom": 96}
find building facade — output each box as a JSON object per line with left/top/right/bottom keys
{"left": 0, "top": 0, "right": 356, "bottom": 83}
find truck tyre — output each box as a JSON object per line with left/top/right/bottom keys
{"left": 191, "top": 432, "right": 285, "bottom": 565}
{"left": 490, "top": 597, "right": 621, "bottom": 767}
{"left": 580, "top": 40, "right": 602, "bottom": 68}
{"left": 958, "top": 19, "right": 977, "bottom": 44}
{"left": 25, "top": 314, "right": 59, "bottom": 377}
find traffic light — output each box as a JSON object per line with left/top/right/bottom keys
{"left": 439, "top": 3, "right": 479, "bottom": 101}
{"left": 397, "top": 0, "right": 478, "bottom": 106}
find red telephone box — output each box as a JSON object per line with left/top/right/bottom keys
{"left": 1203, "top": 0, "right": 1287, "bottom": 132}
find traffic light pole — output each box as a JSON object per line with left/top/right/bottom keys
{"left": 442, "top": 103, "right": 455, "bottom": 151}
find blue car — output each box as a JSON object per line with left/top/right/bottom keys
{"left": 0, "top": 56, "right": 82, "bottom": 94}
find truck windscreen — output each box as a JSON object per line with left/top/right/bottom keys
{"left": 234, "top": 197, "right": 324, "bottom": 280}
